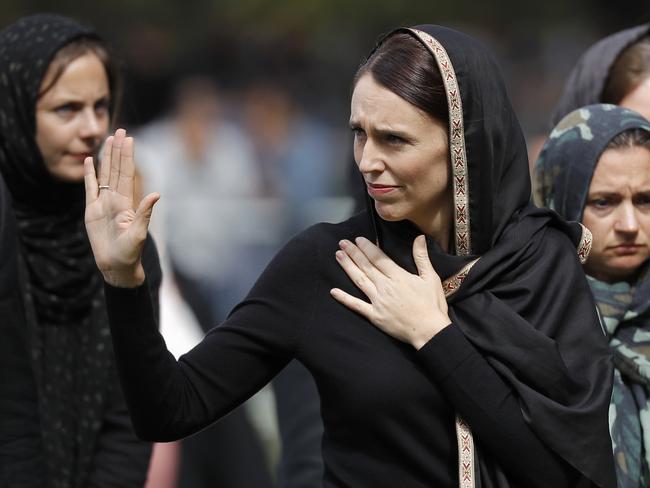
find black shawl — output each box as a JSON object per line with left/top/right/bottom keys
{"left": 551, "top": 23, "right": 650, "bottom": 126}
{"left": 0, "top": 14, "right": 160, "bottom": 487}
{"left": 369, "top": 25, "right": 616, "bottom": 488}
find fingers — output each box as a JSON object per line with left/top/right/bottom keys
{"left": 98, "top": 135, "right": 113, "bottom": 186}
{"left": 330, "top": 288, "right": 373, "bottom": 319}
{"left": 132, "top": 191, "right": 160, "bottom": 239}
{"left": 335, "top": 248, "right": 377, "bottom": 298}
{"left": 412, "top": 235, "right": 436, "bottom": 281}
{"left": 108, "top": 129, "right": 126, "bottom": 190}
{"left": 116, "top": 136, "right": 135, "bottom": 199}
{"left": 352, "top": 237, "right": 400, "bottom": 277}
{"left": 84, "top": 156, "right": 98, "bottom": 206}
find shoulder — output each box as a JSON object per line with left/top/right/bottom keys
{"left": 287, "top": 211, "right": 373, "bottom": 250}
{"left": 258, "top": 211, "right": 372, "bottom": 280}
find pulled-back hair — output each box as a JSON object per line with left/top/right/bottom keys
{"left": 39, "top": 35, "right": 121, "bottom": 119}
{"left": 606, "top": 127, "right": 650, "bottom": 150}
{"left": 354, "top": 32, "right": 448, "bottom": 123}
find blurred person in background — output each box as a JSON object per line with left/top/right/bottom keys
{"left": 243, "top": 80, "right": 354, "bottom": 487}
{"left": 0, "top": 14, "right": 162, "bottom": 487}
{"left": 84, "top": 25, "right": 615, "bottom": 487}
{"left": 535, "top": 104, "right": 650, "bottom": 488}
{"left": 552, "top": 23, "right": 650, "bottom": 124}
{"left": 135, "top": 75, "right": 274, "bottom": 488}
{"left": 527, "top": 23, "right": 649, "bottom": 171}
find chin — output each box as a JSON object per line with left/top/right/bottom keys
{"left": 599, "top": 259, "right": 648, "bottom": 283}
{"left": 50, "top": 168, "right": 86, "bottom": 183}
{"left": 374, "top": 203, "right": 404, "bottom": 222}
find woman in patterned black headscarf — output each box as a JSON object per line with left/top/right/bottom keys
{"left": 0, "top": 14, "right": 161, "bottom": 487}
{"left": 535, "top": 104, "right": 650, "bottom": 488}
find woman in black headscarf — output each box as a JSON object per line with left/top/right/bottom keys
{"left": 0, "top": 14, "right": 161, "bottom": 487}
{"left": 85, "top": 25, "right": 614, "bottom": 487}
{"left": 552, "top": 23, "right": 650, "bottom": 124}
{"left": 535, "top": 104, "right": 650, "bottom": 488}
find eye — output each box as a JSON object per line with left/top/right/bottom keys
{"left": 634, "top": 193, "right": 650, "bottom": 209}
{"left": 54, "top": 103, "right": 77, "bottom": 116}
{"left": 587, "top": 197, "right": 614, "bottom": 210}
{"left": 94, "top": 98, "right": 110, "bottom": 115}
{"left": 384, "top": 133, "right": 405, "bottom": 146}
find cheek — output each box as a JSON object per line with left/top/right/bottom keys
{"left": 582, "top": 212, "right": 608, "bottom": 247}
{"left": 35, "top": 114, "right": 68, "bottom": 161}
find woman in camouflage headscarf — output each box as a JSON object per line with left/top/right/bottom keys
{"left": 534, "top": 103, "right": 650, "bottom": 488}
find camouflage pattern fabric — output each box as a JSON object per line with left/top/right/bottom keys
{"left": 534, "top": 104, "right": 650, "bottom": 488}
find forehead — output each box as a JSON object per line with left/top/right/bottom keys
{"left": 39, "top": 52, "right": 108, "bottom": 101}
{"left": 590, "top": 145, "right": 650, "bottom": 189}
{"left": 350, "top": 74, "right": 432, "bottom": 127}
{"left": 620, "top": 77, "right": 650, "bottom": 122}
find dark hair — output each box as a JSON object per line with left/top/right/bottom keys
{"left": 606, "top": 128, "right": 650, "bottom": 150}
{"left": 354, "top": 32, "right": 448, "bottom": 123}
{"left": 38, "top": 36, "right": 122, "bottom": 120}
{"left": 602, "top": 36, "right": 650, "bottom": 104}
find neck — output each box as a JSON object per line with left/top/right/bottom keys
{"left": 411, "top": 192, "right": 453, "bottom": 252}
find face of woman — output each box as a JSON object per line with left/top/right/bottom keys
{"left": 582, "top": 145, "right": 650, "bottom": 282}
{"left": 35, "top": 52, "right": 110, "bottom": 182}
{"left": 620, "top": 76, "right": 650, "bottom": 121}
{"left": 350, "top": 73, "right": 451, "bottom": 242}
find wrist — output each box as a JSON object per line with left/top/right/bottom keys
{"left": 103, "top": 262, "right": 145, "bottom": 288}
{"left": 411, "top": 318, "right": 452, "bottom": 350}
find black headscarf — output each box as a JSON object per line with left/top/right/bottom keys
{"left": 0, "top": 14, "right": 156, "bottom": 487}
{"left": 368, "top": 25, "right": 615, "bottom": 488}
{"left": 551, "top": 23, "right": 650, "bottom": 126}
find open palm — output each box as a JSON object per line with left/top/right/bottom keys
{"left": 84, "top": 128, "right": 159, "bottom": 287}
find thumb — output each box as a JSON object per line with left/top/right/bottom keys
{"left": 133, "top": 192, "right": 160, "bottom": 236}
{"left": 413, "top": 235, "right": 434, "bottom": 280}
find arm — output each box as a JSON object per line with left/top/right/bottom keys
{"left": 105, "top": 230, "right": 313, "bottom": 441}
{"left": 418, "top": 324, "right": 579, "bottom": 487}
{"left": 84, "top": 130, "right": 313, "bottom": 441}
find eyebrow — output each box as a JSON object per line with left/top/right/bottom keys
{"left": 348, "top": 120, "right": 412, "bottom": 139}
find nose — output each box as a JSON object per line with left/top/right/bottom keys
{"left": 356, "top": 139, "right": 384, "bottom": 174}
{"left": 614, "top": 201, "right": 640, "bottom": 234}
{"left": 79, "top": 108, "right": 105, "bottom": 141}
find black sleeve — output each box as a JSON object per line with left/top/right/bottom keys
{"left": 0, "top": 174, "right": 46, "bottom": 487}
{"left": 418, "top": 324, "right": 579, "bottom": 487}
{"left": 105, "top": 231, "right": 317, "bottom": 442}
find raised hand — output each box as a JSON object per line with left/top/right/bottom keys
{"left": 330, "top": 235, "right": 451, "bottom": 350}
{"left": 84, "top": 128, "right": 160, "bottom": 287}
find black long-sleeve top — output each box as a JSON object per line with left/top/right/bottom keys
{"left": 105, "top": 213, "right": 580, "bottom": 487}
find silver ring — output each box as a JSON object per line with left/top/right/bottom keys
{"left": 98, "top": 185, "right": 110, "bottom": 191}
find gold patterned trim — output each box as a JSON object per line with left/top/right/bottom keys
{"left": 455, "top": 415, "right": 476, "bottom": 488}
{"left": 441, "top": 257, "right": 479, "bottom": 487}
{"left": 577, "top": 224, "right": 592, "bottom": 264}
{"left": 442, "top": 258, "right": 479, "bottom": 298}
{"left": 407, "top": 28, "right": 471, "bottom": 257}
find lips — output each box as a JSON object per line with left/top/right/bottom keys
{"left": 366, "top": 182, "right": 400, "bottom": 196}
{"left": 67, "top": 152, "right": 94, "bottom": 161}
{"left": 610, "top": 244, "right": 644, "bottom": 255}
